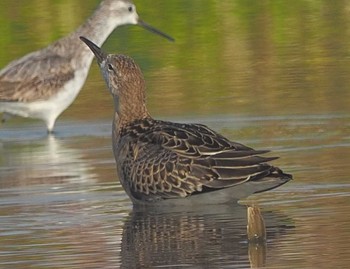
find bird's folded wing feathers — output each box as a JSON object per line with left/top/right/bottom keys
{"left": 0, "top": 51, "right": 74, "bottom": 102}
{"left": 123, "top": 121, "right": 278, "bottom": 199}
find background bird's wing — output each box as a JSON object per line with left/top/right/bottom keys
{"left": 0, "top": 50, "right": 75, "bottom": 102}
{"left": 122, "top": 120, "right": 278, "bottom": 200}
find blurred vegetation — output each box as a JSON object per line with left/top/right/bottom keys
{"left": 0, "top": 0, "right": 349, "bottom": 120}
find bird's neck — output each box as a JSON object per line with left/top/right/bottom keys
{"left": 60, "top": 2, "right": 125, "bottom": 65}
{"left": 74, "top": 4, "right": 121, "bottom": 47}
{"left": 113, "top": 92, "right": 151, "bottom": 132}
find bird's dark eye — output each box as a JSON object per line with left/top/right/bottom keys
{"left": 108, "top": 64, "right": 114, "bottom": 71}
{"left": 128, "top": 6, "right": 133, "bottom": 12}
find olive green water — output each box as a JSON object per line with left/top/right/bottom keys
{"left": 0, "top": 1, "right": 350, "bottom": 268}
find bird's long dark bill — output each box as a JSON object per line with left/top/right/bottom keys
{"left": 138, "top": 19, "right": 174, "bottom": 42}
{"left": 79, "top": 36, "right": 106, "bottom": 63}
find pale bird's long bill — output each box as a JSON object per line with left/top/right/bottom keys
{"left": 137, "top": 19, "right": 174, "bottom": 42}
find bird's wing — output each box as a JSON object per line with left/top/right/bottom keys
{"left": 121, "top": 120, "right": 279, "bottom": 200}
{"left": 0, "top": 50, "right": 75, "bottom": 102}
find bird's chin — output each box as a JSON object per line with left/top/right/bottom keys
{"left": 102, "top": 70, "right": 110, "bottom": 83}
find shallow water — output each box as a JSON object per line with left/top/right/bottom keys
{"left": 1, "top": 115, "right": 349, "bottom": 268}
{"left": 1, "top": 1, "right": 350, "bottom": 268}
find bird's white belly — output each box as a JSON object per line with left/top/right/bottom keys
{"left": 38, "top": 68, "right": 89, "bottom": 117}
{"left": 0, "top": 68, "right": 89, "bottom": 128}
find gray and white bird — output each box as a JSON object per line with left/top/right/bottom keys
{"left": 81, "top": 36, "right": 292, "bottom": 206}
{"left": 0, "top": 0, "right": 173, "bottom": 133}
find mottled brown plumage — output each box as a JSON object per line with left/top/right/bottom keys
{"left": 81, "top": 37, "right": 292, "bottom": 206}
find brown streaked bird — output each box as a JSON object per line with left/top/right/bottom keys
{"left": 81, "top": 36, "right": 292, "bottom": 206}
{"left": 0, "top": 0, "right": 173, "bottom": 133}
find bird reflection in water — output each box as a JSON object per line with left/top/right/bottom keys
{"left": 120, "top": 204, "right": 294, "bottom": 268}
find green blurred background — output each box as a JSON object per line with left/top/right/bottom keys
{"left": 1, "top": 0, "right": 349, "bottom": 124}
